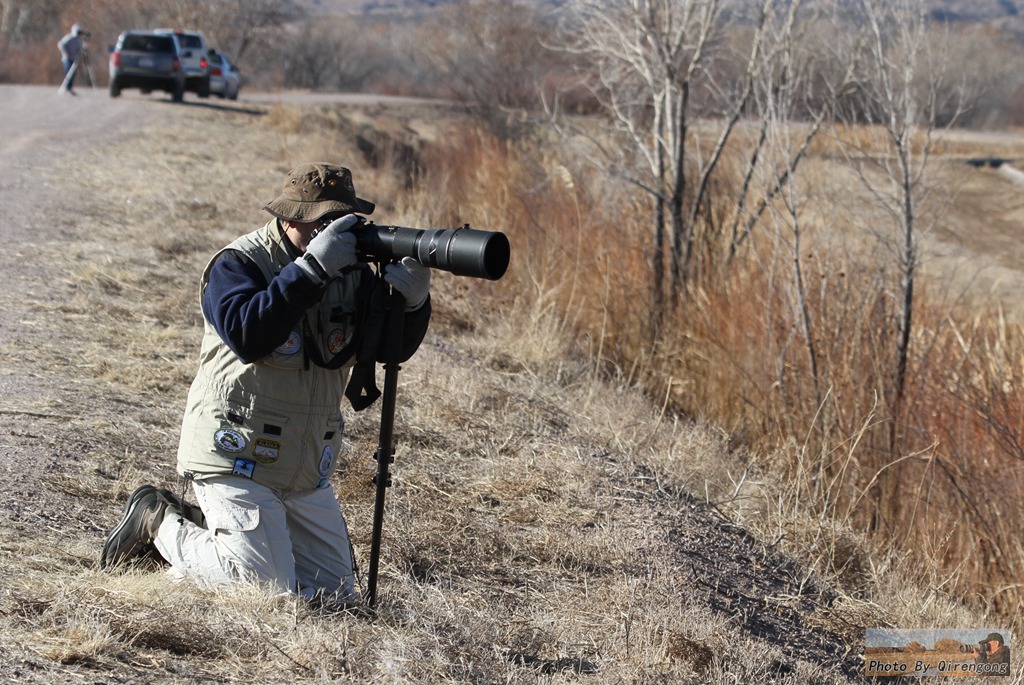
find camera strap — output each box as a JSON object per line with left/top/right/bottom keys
{"left": 301, "top": 318, "right": 357, "bottom": 370}
{"left": 291, "top": 268, "right": 384, "bottom": 411}
{"left": 344, "top": 277, "right": 392, "bottom": 411}
{"left": 300, "top": 272, "right": 372, "bottom": 371}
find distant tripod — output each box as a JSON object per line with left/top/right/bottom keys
{"left": 58, "top": 45, "right": 95, "bottom": 94}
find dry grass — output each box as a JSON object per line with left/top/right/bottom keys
{"left": 464, "top": 107, "right": 1024, "bottom": 630}
{"left": 0, "top": 100, "right": 1019, "bottom": 684}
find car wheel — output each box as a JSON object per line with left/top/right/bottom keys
{"left": 172, "top": 80, "right": 185, "bottom": 103}
{"left": 109, "top": 78, "right": 122, "bottom": 98}
{"left": 228, "top": 85, "right": 238, "bottom": 101}
{"left": 198, "top": 76, "right": 211, "bottom": 98}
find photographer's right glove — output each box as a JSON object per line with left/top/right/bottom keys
{"left": 295, "top": 214, "right": 359, "bottom": 286}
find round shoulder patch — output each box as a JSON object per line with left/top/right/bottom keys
{"left": 214, "top": 428, "right": 247, "bottom": 453}
{"left": 327, "top": 327, "right": 352, "bottom": 354}
{"left": 274, "top": 330, "right": 302, "bottom": 355}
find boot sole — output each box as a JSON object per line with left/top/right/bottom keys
{"left": 100, "top": 484, "right": 158, "bottom": 569}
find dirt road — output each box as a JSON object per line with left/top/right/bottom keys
{"left": 1, "top": 86, "right": 174, "bottom": 520}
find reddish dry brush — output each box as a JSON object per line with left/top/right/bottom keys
{"left": 428, "top": 117, "right": 1024, "bottom": 625}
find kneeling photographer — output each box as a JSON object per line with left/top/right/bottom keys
{"left": 100, "top": 163, "right": 432, "bottom": 606}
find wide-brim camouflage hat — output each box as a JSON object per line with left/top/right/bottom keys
{"left": 263, "top": 163, "right": 375, "bottom": 222}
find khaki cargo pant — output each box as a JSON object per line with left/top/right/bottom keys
{"left": 154, "top": 475, "right": 358, "bottom": 601}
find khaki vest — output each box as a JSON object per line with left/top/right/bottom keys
{"left": 177, "top": 220, "right": 362, "bottom": 491}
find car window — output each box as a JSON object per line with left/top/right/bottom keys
{"left": 179, "top": 35, "right": 203, "bottom": 49}
{"left": 123, "top": 35, "right": 174, "bottom": 53}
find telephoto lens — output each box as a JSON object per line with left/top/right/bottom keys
{"left": 354, "top": 223, "right": 510, "bottom": 280}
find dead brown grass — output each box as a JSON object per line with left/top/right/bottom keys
{"left": 408, "top": 108, "right": 1024, "bottom": 656}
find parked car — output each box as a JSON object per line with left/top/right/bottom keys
{"left": 207, "top": 49, "right": 240, "bottom": 100}
{"left": 108, "top": 31, "right": 185, "bottom": 102}
{"left": 153, "top": 28, "right": 210, "bottom": 97}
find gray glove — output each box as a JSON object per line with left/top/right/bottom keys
{"left": 296, "top": 214, "right": 360, "bottom": 285}
{"left": 384, "top": 257, "right": 431, "bottom": 310}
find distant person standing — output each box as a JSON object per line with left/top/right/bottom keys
{"left": 58, "top": 23, "right": 87, "bottom": 95}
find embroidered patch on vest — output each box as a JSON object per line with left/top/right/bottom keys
{"left": 214, "top": 428, "right": 246, "bottom": 453}
{"left": 327, "top": 327, "right": 352, "bottom": 354}
{"left": 232, "top": 458, "right": 255, "bottom": 478}
{"left": 253, "top": 437, "right": 281, "bottom": 464}
{"left": 274, "top": 330, "right": 301, "bottom": 355}
{"left": 318, "top": 445, "right": 334, "bottom": 477}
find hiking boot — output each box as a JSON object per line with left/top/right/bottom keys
{"left": 100, "top": 485, "right": 169, "bottom": 570}
{"left": 133, "top": 488, "right": 196, "bottom": 568}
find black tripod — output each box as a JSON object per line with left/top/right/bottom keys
{"left": 362, "top": 279, "right": 406, "bottom": 608}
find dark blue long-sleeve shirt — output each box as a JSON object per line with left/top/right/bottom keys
{"left": 202, "top": 250, "right": 430, "bottom": 365}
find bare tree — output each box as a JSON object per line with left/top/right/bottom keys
{"left": 276, "top": 17, "right": 385, "bottom": 92}
{"left": 829, "top": 0, "right": 970, "bottom": 525}
{"left": 152, "top": 0, "right": 294, "bottom": 61}
{"left": 0, "top": 0, "right": 62, "bottom": 43}
{"left": 550, "top": 0, "right": 822, "bottom": 334}
{"left": 419, "top": 0, "right": 557, "bottom": 112}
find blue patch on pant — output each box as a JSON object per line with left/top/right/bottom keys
{"left": 232, "top": 458, "right": 255, "bottom": 478}
{"left": 318, "top": 445, "right": 334, "bottom": 477}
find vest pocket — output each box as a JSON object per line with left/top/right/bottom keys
{"left": 200, "top": 482, "right": 261, "bottom": 533}
{"left": 209, "top": 401, "right": 290, "bottom": 461}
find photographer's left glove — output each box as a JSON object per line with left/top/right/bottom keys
{"left": 384, "top": 257, "right": 431, "bottom": 311}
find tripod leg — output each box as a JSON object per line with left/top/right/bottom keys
{"left": 58, "top": 56, "right": 79, "bottom": 94}
{"left": 84, "top": 55, "right": 96, "bottom": 89}
{"left": 365, "top": 287, "right": 407, "bottom": 608}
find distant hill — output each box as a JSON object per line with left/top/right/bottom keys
{"left": 294, "top": 0, "right": 1021, "bottom": 20}
{"left": 293, "top": 0, "right": 482, "bottom": 18}
{"left": 923, "top": 0, "right": 1024, "bottom": 41}
{"left": 926, "top": 0, "right": 1021, "bottom": 21}
{"left": 292, "top": 0, "right": 1024, "bottom": 43}
{"left": 292, "top": 0, "right": 560, "bottom": 19}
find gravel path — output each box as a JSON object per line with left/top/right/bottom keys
{"left": 0, "top": 86, "right": 169, "bottom": 518}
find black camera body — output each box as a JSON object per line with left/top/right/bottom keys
{"left": 353, "top": 221, "right": 509, "bottom": 281}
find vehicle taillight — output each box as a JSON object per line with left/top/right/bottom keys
{"left": 211, "top": 67, "right": 222, "bottom": 76}
{"left": 111, "top": 51, "right": 121, "bottom": 67}
{"left": 172, "top": 57, "right": 181, "bottom": 72}
{"left": 200, "top": 57, "right": 208, "bottom": 70}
